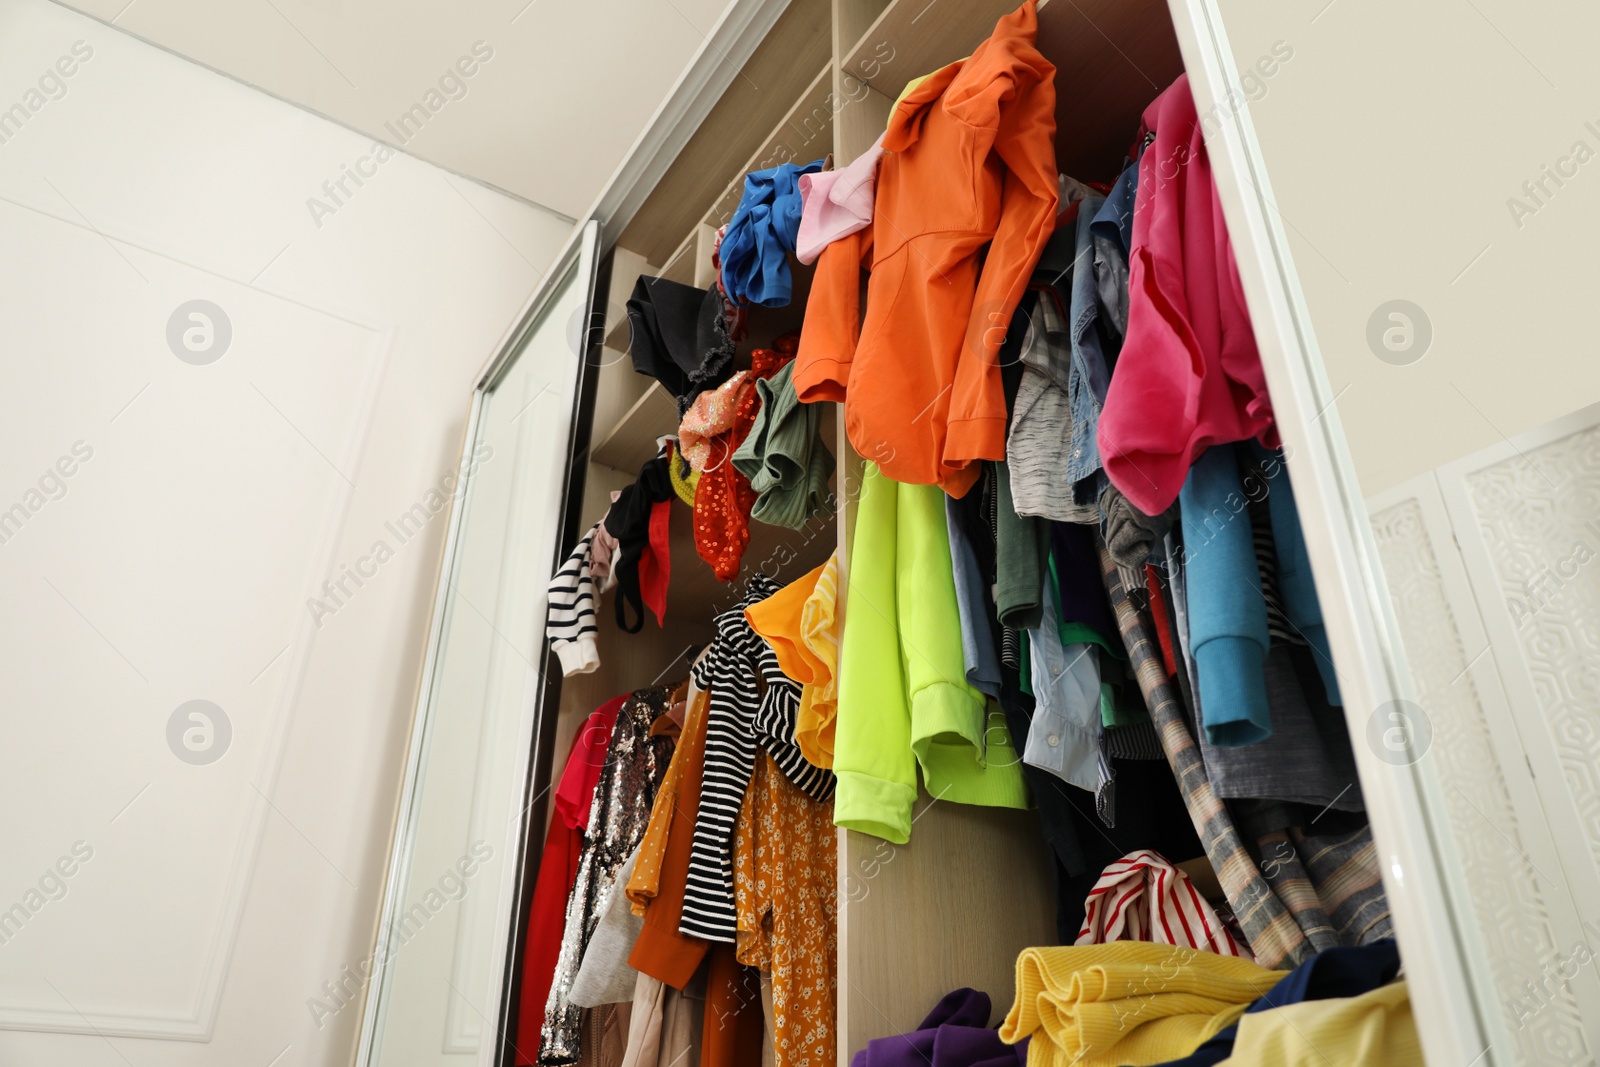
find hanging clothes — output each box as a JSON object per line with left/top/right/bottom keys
{"left": 700, "top": 945, "right": 766, "bottom": 1067}
{"left": 1098, "top": 543, "right": 1332, "bottom": 971}
{"left": 693, "top": 345, "right": 794, "bottom": 581}
{"left": 730, "top": 360, "right": 836, "bottom": 529}
{"left": 795, "top": 133, "right": 885, "bottom": 265}
{"left": 1101, "top": 485, "right": 1176, "bottom": 571}
{"left": 625, "top": 275, "right": 737, "bottom": 415}
{"left": 515, "top": 696, "right": 628, "bottom": 1066}
{"left": 680, "top": 370, "right": 755, "bottom": 472}
{"left": 744, "top": 553, "right": 841, "bottom": 768}
{"left": 720, "top": 159, "right": 825, "bottom": 307}
{"left": 680, "top": 573, "right": 833, "bottom": 944}
{"left": 1259, "top": 448, "right": 1343, "bottom": 706}
{"left": 627, "top": 681, "right": 714, "bottom": 990}
{"left": 833, "top": 463, "right": 1030, "bottom": 845}
{"left": 547, "top": 523, "right": 604, "bottom": 676}
{"left": 1178, "top": 443, "right": 1273, "bottom": 746}
{"left": 994, "top": 459, "right": 1051, "bottom": 631}
{"left": 618, "top": 971, "right": 701, "bottom": 1067}
{"left": 541, "top": 688, "right": 676, "bottom": 1065}
{"left": 1023, "top": 572, "right": 1101, "bottom": 792}
{"left": 1089, "top": 158, "right": 1136, "bottom": 351}
{"left": 947, "top": 482, "right": 1005, "bottom": 699}
{"left": 568, "top": 847, "right": 648, "bottom": 1009}
{"left": 1097, "top": 74, "right": 1277, "bottom": 516}
{"left": 605, "top": 453, "right": 675, "bottom": 632}
{"left": 794, "top": 0, "right": 1059, "bottom": 495}
{"left": 733, "top": 752, "right": 837, "bottom": 1067}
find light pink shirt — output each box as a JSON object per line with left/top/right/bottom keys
{"left": 794, "top": 133, "right": 886, "bottom": 265}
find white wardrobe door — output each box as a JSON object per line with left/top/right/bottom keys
{"left": 1371, "top": 468, "right": 1600, "bottom": 1065}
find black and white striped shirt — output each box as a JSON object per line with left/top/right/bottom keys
{"left": 547, "top": 523, "right": 601, "bottom": 676}
{"left": 679, "top": 572, "right": 834, "bottom": 942}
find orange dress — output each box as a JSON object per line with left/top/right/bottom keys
{"left": 733, "top": 752, "right": 837, "bottom": 1067}
{"left": 793, "top": 0, "right": 1058, "bottom": 497}
{"left": 626, "top": 686, "right": 712, "bottom": 989}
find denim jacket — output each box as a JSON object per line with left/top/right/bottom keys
{"left": 1066, "top": 195, "right": 1112, "bottom": 488}
{"left": 1090, "top": 160, "right": 1138, "bottom": 348}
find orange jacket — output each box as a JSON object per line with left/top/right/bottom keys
{"left": 794, "top": 1, "right": 1058, "bottom": 496}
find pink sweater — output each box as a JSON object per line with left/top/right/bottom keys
{"left": 1097, "top": 75, "right": 1276, "bottom": 515}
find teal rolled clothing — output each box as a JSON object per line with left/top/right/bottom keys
{"left": 731, "top": 361, "right": 836, "bottom": 529}
{"left": 1258, "top": 443, "right": 1343, "bottom": 707}
{"left": 1180, "top": 443, "right": 1272, "bottom": 746}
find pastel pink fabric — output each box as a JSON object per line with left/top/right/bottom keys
{"left": 677, "top": 370, "right": 751, "bottom": 470}
{"left": 1096, "top": 75, "right": 1277, "bottom": 516}
{"left": 794, "top": 134, "right": 886, "bottom": 265}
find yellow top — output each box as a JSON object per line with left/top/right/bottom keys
{"left": 1220, "top": 981, "right": 1418, "bottom": 1066}
{"left": 668, "top": 440, "right": 700, "bottom": 507}
{"left": 1001, "top": 942, "right": 1288, "bottom": 1067}
{"left": 745, "top": 553, "right": 840, "bottom": 767}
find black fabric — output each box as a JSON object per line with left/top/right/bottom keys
{"left": 1000, "top": 656, "right": 1205, "bottom": 943}
{"left": 603, "top": 453, "right": 675, "bottom": 633}
{"left": 999, "top": 288, "right": 1038, "bottom": 433}
{"left": 624, "top": 276, "right": 736, "bottom": 414}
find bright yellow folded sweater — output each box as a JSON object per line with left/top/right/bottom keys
{"left": 1000, "top": 942, "right": 1288, "bottom": 1067}
{"left": 1220, "top": 980, "right": 1419, "bottom": 1066}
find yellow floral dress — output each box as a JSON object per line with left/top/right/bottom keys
{"left": 733, "top": 752, "right": 837, "bottom": 1067}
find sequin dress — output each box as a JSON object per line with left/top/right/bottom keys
{"left": 694, "top": 341, "right": 797, "bottom": 581}
{"left": 540, "top": 687, "right": 675, "bottom": 1064}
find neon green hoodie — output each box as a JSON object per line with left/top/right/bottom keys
{"left": 833, "top": 463, "right": 1031, "bottom": 843}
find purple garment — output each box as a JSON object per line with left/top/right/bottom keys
{"left": 851, "top": 989, "right": 1027, "bottom": 1067}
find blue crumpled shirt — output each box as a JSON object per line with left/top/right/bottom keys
{"left": 719, "top": 158, "right": 825, "bottom": 307}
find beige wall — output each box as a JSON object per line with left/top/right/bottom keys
{"left": 0, "top": 2, "right": 571, "bottom": 1063}
{"left": 57, "top": 0, "right": 733, "bottom": 218}
{"left": 1220, "top": 0, "right": 1600, "bottom": 494}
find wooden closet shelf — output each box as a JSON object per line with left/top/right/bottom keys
{"left": 702, "top": 62, "right": 836, "bottom": 234}
{"left": 1036, "top": 0, "right": 1183, "bottom": 181}
{"left": 617, "top": 0, "right": 832, "bottom": 267}
{"left": 590, "top": 379, "right": 675, "bottom": 475}
{"left": 839, "top": 0, "right": 1029, "bottom": 101}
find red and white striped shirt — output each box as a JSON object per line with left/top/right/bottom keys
{"left": 1077, "top": 849, "right": 1252, "bottom": 960}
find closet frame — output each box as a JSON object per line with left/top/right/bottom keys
{"left": 496, "top": 0, "right": 1500, "bottom": 1063}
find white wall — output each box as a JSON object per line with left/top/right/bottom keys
{"left": 1217, "top": 0, "right": 1600, "bottom": 494}
{"left": 57, "top": 0, "right": 734, "bottom": 218}
{"left": 0, "top": 1, "right": 573, "bottom": 1064}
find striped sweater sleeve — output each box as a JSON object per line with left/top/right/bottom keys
{"left": 548, "top": 524, "right": 600, "bottom": 676}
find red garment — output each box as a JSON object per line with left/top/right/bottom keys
{"left": 639, "top": 497, "right": 671, "bottom": 627}
{"left": 694, "top": 343, "right": 795, "bottom": 580}
{"left": 793, "top": 1, "right": 1058, "bottom": 497}
{"left": 514, "top": 697, "right": 625, "bottom": 1063}
{"left": 1097, "top": 75, "right": 1277, "bottom": 516}
{"left": 1145, "top": 564, "right": 1178, "bottom": 678}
